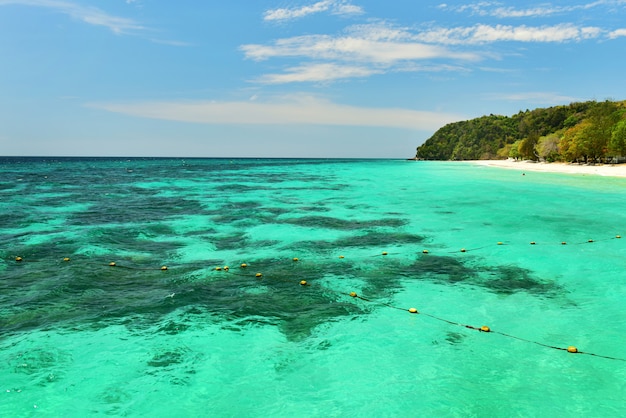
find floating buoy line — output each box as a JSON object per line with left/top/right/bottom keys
{"left": 348, "top": 291, "right": 625, "bottom": 362}
{"left": 8, "top": 233, "right": 626, "bottom": 362}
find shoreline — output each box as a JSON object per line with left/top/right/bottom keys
{"left": 467, "top": 159, "right": 626, "bottom": 178}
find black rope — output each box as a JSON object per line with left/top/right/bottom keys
{"left": 8, "top": 233, "right": 626, "bottom": 361}
{"left": 349, "top": 291, "right": 625, "bottom": 362}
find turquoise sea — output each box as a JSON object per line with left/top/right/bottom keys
{"left": 1, "top": 157, "right": 625, "bottom": 417}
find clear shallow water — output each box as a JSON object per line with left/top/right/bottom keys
{"left": 1, "top": 157, "right": 625, "bottom": 417}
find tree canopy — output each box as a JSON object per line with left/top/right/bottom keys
{"left": 415, "top": 100, "right": 626, "bottom": 163}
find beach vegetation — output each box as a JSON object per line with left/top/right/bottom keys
{"left": 609, "top": 119, "right": 626, "bottom": 157}
{"left": 416, "top": 99, "right": 626, "bottom": 163}
{"left": 536, "top": 133, "right": 561, "bottom": 162}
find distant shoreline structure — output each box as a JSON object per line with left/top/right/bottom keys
{"left": 467, "top": 159, "right": 626, "bottom": 178}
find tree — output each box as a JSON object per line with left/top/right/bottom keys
{"left": 583, "top": 100, "right": 620, "bottom": 162}
{"left": 414, "top": 100, "right": 626, "bottom": 161}
{"left": 536, "top": 133, "right": 561, "bottom": 162}
{"left": 497, "top": 143, "right": 514, "bottom": 159}
{"left": 519, "top": 132, "right": 539, "bottom": 160}
{"left": 559, "top": 122, "right": 590, "bottom": 162}
{"left": 509, "top": 140, "right": 522, "bottom": 160}
{"left": 609, "top": 119, "right": 626, "bottom": 157}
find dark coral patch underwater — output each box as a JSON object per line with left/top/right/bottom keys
{"left": 276, "top": 215, "right": 407, "bottom": 230}
{"left": 403, "top": 254, "right": 562, "bottom": 297}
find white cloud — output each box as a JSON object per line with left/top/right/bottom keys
{"left": 241, "top": 33, "right": 480, "bottom": 64}
{"left": 334, "top": 3, "right": 363, "bottom": 15}
{"left": 414, "top": 24, "right": 603, "bottom": 45}
{"left": 395, "top": 63, "right": 472, "bottom": 74}
{"left": 239, "top": 21, "right": 482, "bottom": 84}
{"left": 240, "top": 12, "right": 623, "bottom": 85}
{"left": 438, "top": 1, "right": 622, "bottom": 18}
{"left": 437, "top": 1, "right": 499, "bottom": 16}
{"left": 264, "top": 1, "right": 331, "bottom": 21}
{"left": 255, "top": 63, "right": 381, "bottom": 84}
{"left": 608, "top": 28, "right": 626, "bottom": 38}
{"left": 491, "top": 6, "right": 570, "bottom": 18}
{"left": 263, "top": 0, "right": 363, "bottom": 21}
{"left": 491, "top": 2, "right": 616, "bottom": 18}
{"left": 87, "top": 96, "right": 464, "bottom": 131}
{"left": 345, "top": 21, "right": 415, "bottom": 41}
{"left": 0, "top": 0, "right": 145, "bottom": 34}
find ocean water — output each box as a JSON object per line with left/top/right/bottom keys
{"left": 1, "top": 157, "right": 625, "bottom": 417}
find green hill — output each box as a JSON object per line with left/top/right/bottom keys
{"left": 415, "top": 100, "right": 626, "bottom": 162}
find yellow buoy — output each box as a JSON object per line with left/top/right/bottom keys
{"left": 497, "top": 242, "right": 503, "bottom": 245}
{"left": 293, "top": 257, "right": 299, "bottom": 262}
{"left": 109, "top": 262, "right": 116, "bottom": 267}
{"left": 63, "top": 257, "right": 71, "bottom": 262}
{"left": 422, "top": 249, "right": 429, "bottom": 254}
{"left": 241, "top": 263, "right": 247, "bottom": 268}
{"left": 480, "top": 325, "right": 490, "bottom": 332}
{"left": 161, "top": 266, "right": 168, "bottom": 271}
{"left": 15, "top": 256, "right": 23, "bottom": 262}
{"left": 349, "top": 291, "right": 357, "bottom": 298}
{"left": 616, "top": 235, "right": 621, "bottom": 239}
{"left": 408, "top": 307, "right": 418, "bottom": 314}
{"left": 223, "top": 266, "right": 229, "bottom": 271}
{"left": 460, "top": 248, "right": 466, "bottom": 253}
{"left": 338, "top": 255, "right": 345, "bottom": 259}
{"left": 255, "top": 272, "right": 262, "bottom": 278}
{"left": 530, "top": 241, "right": 536, "bottom": 245}
{"left": 561, "top": 242, "right": 567, "bottom": 245}
{"left": 300, "top": 280, "right": 307, "bottom": 286}
{"left": 215, "top": 266, "right": 222, "bottom": 271}
{"left": 382, "top": 251, "right": 388, "bottom": 256}
{"left": 567, "top": 346, "right": 578, "bottom": 353}
{"left": 588, "top": 239, "right": 594, "bottom": 243}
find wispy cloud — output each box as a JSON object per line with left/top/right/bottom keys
{"left": 255, "top": 63, "right": 381, "bottom": 84}
{"left": 240, "top": 31, "right": 480, "bottom": 84}
{"left": 414, "top": 23, "right": 603, "bottom": 45}
{"left": 263, "top": 0, "right": 363, "bottom": 22}
{"left": 0, "top": 0, "right": 145, "bottom": 34}
{"left": 241, "top": 33, "right": 479, "bottom": 64}
{"left": 88, "top": 95, "right": 464, "bottom": 131}
{"left": 242, "top": 20, "right": 484, "bottom": 70}
{"left": 438, "top": 1, "right": 624, "bottom": 18}
{"left": 240, "top": 15, "right": 619, "bottom": 84}
{"left": 395, "top": 63, "right": 472, "bottom": 74}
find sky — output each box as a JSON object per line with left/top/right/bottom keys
{"left": 1, "top": 0, "right": 626, "bottom": 158}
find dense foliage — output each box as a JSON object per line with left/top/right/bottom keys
{"left": 415, "top": 100, "right": 626, "bottom": 162}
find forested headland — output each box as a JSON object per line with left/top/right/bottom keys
{"left": 415, "top": 100, "right": 626, "bottom": 162}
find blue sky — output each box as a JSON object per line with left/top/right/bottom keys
{"left": 1, "top": 0, "right": 626, "bottom": 158}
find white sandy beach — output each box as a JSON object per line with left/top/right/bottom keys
{"left": 470, "top": 159, "right": 626, "bottom": 178}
